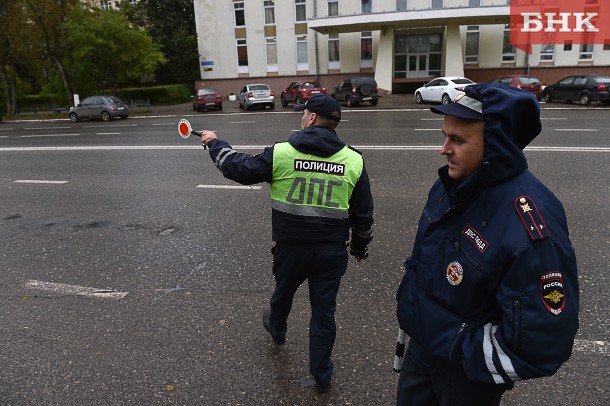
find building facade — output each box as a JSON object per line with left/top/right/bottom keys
{"left": 193, "top": 0, "right": 610, "bottom": 94}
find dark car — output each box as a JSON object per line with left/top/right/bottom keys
{"left": 68, "top": 95, "right": 129, "bottom": 122}
{"left": 492, "top": 75, "right": 542, "bottom": 100}
{"left": 331, "top": 77, "right": 379, "bottom": 107}
{"left": 541, "top": 74, "right": 610, "bottom": 106}
{"left": 280, "top": 81, "right": 326, "bottom": 107}
{"left": 193, "top": 88, "right": 223, "bottom": 112}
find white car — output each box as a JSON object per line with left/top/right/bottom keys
{"left": 414, "top": 77, "right": 476, "bottom": 105}
{"left": 238, "top": 83, "right": 275, "bottom": 110}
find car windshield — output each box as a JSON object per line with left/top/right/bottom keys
{"left": 105, "top": 96, "right": 123, "bottom": 103}
{"left": 592, "top": 76, "right": 610, "bottom": 83}
{"left": 199, "top": 89, "right": 217, "bottom": 95}
{"left": 303, "top": 82, "right": 321, "bottom": 89}
{"left": 250, "top": 85, "right": 270, "bottom": 91}
{"left": 451, "top": 79, "right": 474, "bottom": 85}
{"left": 519, "top": 77, "right": 540, "bottom": 84}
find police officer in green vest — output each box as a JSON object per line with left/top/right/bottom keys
{"left": 199, "top": 94, "right": 374, "bottom": 393}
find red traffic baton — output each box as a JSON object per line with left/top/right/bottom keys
{"left": 178, "top": 119, "right": 206, "bottom": 149}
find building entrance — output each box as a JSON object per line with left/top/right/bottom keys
{"left": 394, "top": 32, "right": 442, "bottom": 79}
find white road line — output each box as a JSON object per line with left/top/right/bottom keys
{"left": 25, "top": 279, "right": 129, "bottom": 300}
{"left": 555, "top": 129, "right": 598, "bottom": 132}
{"left": 0, "top": 127, "right": 14, "bottom": 131}
{"left": 573, "top": 339, "right": 609, "bottom": 355}
{"left": 20, "top": 134, "right": 80, "bottom": 138}
{"left": 229, "top": 121, "right": 256, "bottom": 124}
{"left": 84, "top": 124, "right": 137, "bottom": 128}
{"left": 0, "top": 145, "right": 609, "bottom": 152}
{"left": 414, "top": 128, "right": 439, "bottom": 131}
{"left": 14, "top": 180, "right": 68, "bottom": 184}
{"left": 197, "top": 184, "right": 262, "bottom": 190}
{"left": 96, "top": 132, "right": 121, "bottom": 135}
{"left": 24, "top": 126, "right": 72, "bottom": 130}
{"left": 0, "top": 136, "right": 8, "bottom": 138}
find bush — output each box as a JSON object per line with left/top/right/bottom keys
{"left": 116, "top": 84, "right": 193, "bottom": 105}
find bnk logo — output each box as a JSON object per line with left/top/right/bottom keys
{"left": 510, "top": 0, "right": 609, "bottom": 54}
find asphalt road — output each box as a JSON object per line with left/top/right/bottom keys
{"left": 0, "top": 106, "right": 608, "bottom": 405}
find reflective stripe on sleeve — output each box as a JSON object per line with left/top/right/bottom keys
{"left": 483, "top": 323, "right": 505, "bottom": 384}
{"left": 491, "top": 325, "right": 521, "bottom": 382}
{"left": 215, "top": 148, "right": 237, "bottom": 169}
{"left": 271, "top": 199, "right": 349, "bottom": 219}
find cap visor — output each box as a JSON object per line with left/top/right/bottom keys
{"left": 430, "top": 103, "right": 484, "bottom": 120}
{"left": 293, "top": 104, "right": 306, "bottom": 112}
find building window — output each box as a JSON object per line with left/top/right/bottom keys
{"left": 564, "top": 41, "right": 572, "bottom": 51}
{"left": 579, "top": 44, "right": 594, "bottom": 60}
{"left": 295, "top": 0, "right": 306, "bottom": 22}
{"left": 465, "top": 26, "right": 479, "bottom": 64}
{"left": 432, "top": 0, "right": 442, "bottom": 8}
{"left": 361, "top": 31, "right": 373, "bottom": 61}
{"left": 297, "top": 35, "right": 308, "bottom": 69}
{"left": 234, "top": 1, "right": 245, "bottom": 27}
{"left": 604, "top": 40, "right": 610, "bottom": 51}
{"left": 328, "top": 0, "right": 338, "bottom": 16}
{"left": 469, "top": 0, "right": 480, "bottom": 6}
{"left": 264, "top": 0, "right": 275, "bottom": 25}
{"left": 328, "top": 34, "right": 340, "bottom": 62}
{"left": 362, "top": 0, "right": 372, "bottom": 13}
{"left": 502, "top": 25, "right": 516, "bottom": 62}
{"left": 99, "top": 1, "right": 112, "bottom": 10}
{"left": 396, "top": 0, "right": 407, "bottom": 11}
{"left": 540, "top": 44, "right": 555, "bottom": 61}
{"left": 237, "top": 39, "right": 248, "bottom": 67}
{"left": 266, "top": 37, "right": 278, "bottom": 72}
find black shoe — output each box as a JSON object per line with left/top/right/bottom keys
{"left": 262, "top": 309, "right": 285, "bottom": 345}
{"left": 314, "top": 382, "right": 331, "bottom": 394}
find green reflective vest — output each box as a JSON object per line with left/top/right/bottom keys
{"left": 270, "top": 142, "right": 363, "bottom": 219}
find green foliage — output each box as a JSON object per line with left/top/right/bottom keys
{"left": 64, "top": 6, "right": 167, "bottom": 94}
{"left": 116, "top": 84, "right": 193, "bottom": 105}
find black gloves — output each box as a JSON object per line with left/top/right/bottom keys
{"left": 348, "top": 242, "right": 369, "bottom": 260}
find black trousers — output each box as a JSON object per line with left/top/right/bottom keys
{"left": 268, "top": 242, "right": 348, "bottom": 387}
{"left": 397, "top": 339, "right": 508, "bottom": 406}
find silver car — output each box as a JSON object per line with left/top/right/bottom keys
{"left": 238, "top": 84, "right": 275, "bottom": 110}
{"left": 68, "top": 95, "right": 129, "bottom": 122}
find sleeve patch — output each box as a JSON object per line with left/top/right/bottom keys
{"left": 540, "top": 271, "right": 566, "bottom": 316}
{"left": 514, "top": 195, "right": 551, "bottom": 240}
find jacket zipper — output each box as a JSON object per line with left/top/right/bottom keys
{"left": 449, "top": 322, "right": 468, "bottom": 363}
{"left": 512, "top": 296, "right": 522, "bottom": 350}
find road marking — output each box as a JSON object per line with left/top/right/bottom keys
{"left": 25, "top": 279, "right": 128, "bottom": 300}
{"left": 197, "top": 184, "right": 262, "bottom": 190}
{"left": 573, "top": 339, "right": 609, "bottom": 355}
{"left": 0, "top": 136, "right": 8, "bottom": 138}
{"left": 14, "top": 180, "right": 68, "bottom": 184}
{"left": 555, "top": 129, "right": 598, "bottom": 132}
{"left": 84, "top": 124, "right": 137, "bottom": 128}
{"left": 0, "top": 145, "right": 608, "bottom": 152}
{"left": 414, "top": 128, "right": 439, "bottom": 131}
{"left": 96, "top": 132, "right": 121, "bottom": 135}
{"left": 0, "top": 127, "right": 14, "bottom": 131}
{"left": 229, "top": 121, "right": 256, "bottom": 124}
{"left": 24, "top": 126, "right": 72, "bottom": 130}
{"left": 20, "top": 134, "right": 80, "bottom": 138}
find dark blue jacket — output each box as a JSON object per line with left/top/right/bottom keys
{"left": 396, "top": 83, "right": 579, "bottom": 385}
{"left": 205, "top": 125, "right": 374, "bottom": 246}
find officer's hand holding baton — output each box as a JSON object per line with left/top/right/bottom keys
{"left": 200, "top": 130, "right": 217, "bottom": 147}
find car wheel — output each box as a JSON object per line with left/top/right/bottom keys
{"left": 69, "top": 112, "right": 79, "bottom": 123}
{"left": 370, "top": 99, "right": 378, "bottom": 106}
{"left": 281, "top": 96, "right": 287, "bottom": 107}
{"left": 218, "top": 105, "right": 223, "bottom": 111}
{"left": 579, "top": 93, "right": 591, "bottom": 106}
{"left": 270, "top": 103, "right": 275, "bottom": 109}
{"left": 441, "top": 93, "right": 451, "bottom": 105}
{"left": 101, "top": 111, "right": 111, "bottom": 121}
{"left": 415, "top": 92, "right": 423, "bottom": 104}
{"left": 346, "top": 96, "right": 354, "bottom": 107}
{"left": 542, "top": 92, "right": 552, "bottom": 103}
{"left": 295, "top": 96, "right": 301, "bottom": 105}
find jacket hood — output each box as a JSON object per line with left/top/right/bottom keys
{"left": 473, "top": 82, "right": 542, "bottom": 184}
{"left": 287, "top": 125, "right": 345, "bottom": 157}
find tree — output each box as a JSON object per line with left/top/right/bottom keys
{"left": 63, "top": 6, "right": 166, "bottom": 95}
{"left": 137, "top": 0, "right": 199, "bottom": 85}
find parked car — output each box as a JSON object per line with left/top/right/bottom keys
{"left": 280, "top": 82, "right": 326, "bottom": 107}
{"left": 541, "top": 74, "right": 610, "bottom": 106}
{"left": 414, "top": 77, "right": 475, "bottom": 105}
{"left": 68, "top": 95, "right": 129, "bottom": 122}
{"left": 238, "top": 84, "right": 275, "bottom": 110}
{"left": 331, "top": 77, "right": 379, "bottom": 107}
{"left": 193, "top": 88, "right": 222, "bottom": 112}
{"left": 492, "top": 75, "right": 542, "bottom": 100}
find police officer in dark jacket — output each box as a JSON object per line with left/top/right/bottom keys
{"left": 395, "top": 83, "right": 579, "bottom": 405}
{"left": 199, "top": 94, "right": 374, "bottom": 393}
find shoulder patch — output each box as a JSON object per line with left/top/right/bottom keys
{"left": 514, "top": 195, "right": 551, "bottom": 240}
{"left": 540, "top": 271, "right": 566, "bottom": 316}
